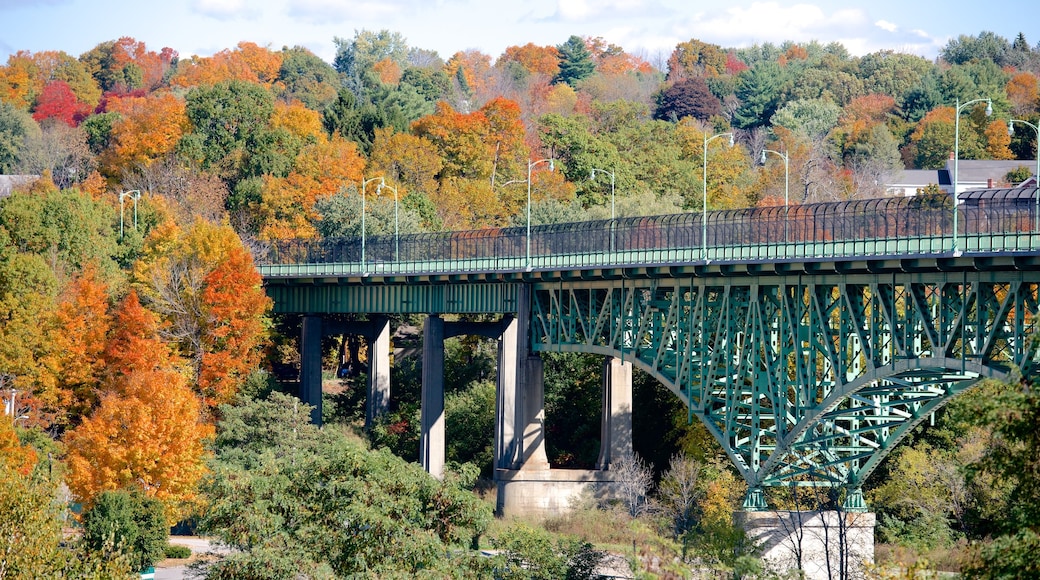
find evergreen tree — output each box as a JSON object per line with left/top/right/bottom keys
{"left": 554, "top": 35, "right": 595, "bottom": 86}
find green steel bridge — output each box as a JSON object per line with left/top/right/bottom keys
{"left": 259, "top": 189, "right": 1040, "bottom": 510}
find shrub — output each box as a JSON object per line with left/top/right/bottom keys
{"left": 81, "top": 489, "right": 168, "bottom": 571}
{"left": 165, "top": 544, "right": 192, "bottom": 559}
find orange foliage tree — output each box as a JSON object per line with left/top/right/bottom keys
{"left": 586, "top": 37, "right": 654, "bottom": 75}
{"left": 498, "top": 43, "right": 560, "bottom": 77}
{"left": 133, "top": 221, "right": 270, "bottom": 410}
{"left": 101, "top": 92, "right": 189, "bottom": 177}
{"left": 666, "top": 38, "right": 728, "bottom": 80}
{"left": 40, "top": 264, "right": 111, "bottom": 427}
{"left": 1006, "top": 72, "right": 1039, "bottom": 117}
{"left": 444, "top": 50, "right": 492, "bottom": 99}
{"left": 0, "top": 51, "right": 40, "bottom": 109}
{"left": 170, "top": 42, "right": 281, "bottom": 89}
{"left": 0, "top": 416, "right": 36, "bottom": 477}
{"left": 258, "top": 134, "right": 367, "bottom": 240}
{"left": 411, "top": 101, "right": 494, "bottom": 180}
{"left": 65, "top": 289, "right": 213, "bottom": 520}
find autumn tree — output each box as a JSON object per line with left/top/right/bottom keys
{"left": 40, "top": 264, "right": 112, "bottom": 426}
{"left": 667, "top": 38, "right": 728, "bottom": 80}
{"left": 65, "top": 360, "right": 213, "bottom": 521}
{"left": 257, "top": 134, "right": 367, "bottom": 240}
{"left": 411, "top": 101, "right": 493, "bottom": 180}
{"left": 32, "top": 80, "right": 91, "bottom": 126}
{"left": 653, "top": 77, "right": 723, "bottom": 122}
{"left": 100, "top": 91, "right": 189, "bottom": 178}
{"left": 133, "top": 221, "right": 270, "bottom": 409}
{"left": 0, "top": 51, "right": 40, "bottom": 109}
{"left": 14, "top": 119, "right": 96, "bottom": 190}
{"left": 369, "top": 127, "right": 443, "bottom": 199}
{"left": 122, "top": 155, "right": 229, "bottom": 225}
{"left": 498, "top": 43, "right": 561, "bottom": 77}
{"left": 80, "top": 37, "right": 176, "bottom": 93}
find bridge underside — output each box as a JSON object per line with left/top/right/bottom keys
{"left": 530, "top": 271, "right": 1040, "bottom": 508}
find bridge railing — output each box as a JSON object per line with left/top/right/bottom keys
{"left": 258, "top": 189, "right": 1040, "bottom": 277}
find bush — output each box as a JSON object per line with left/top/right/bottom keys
{"left": 165, "top": 544, "right": 192, "bottom": 559}
{"left": 81, "top": 489, "right": 168, "bottom": 571}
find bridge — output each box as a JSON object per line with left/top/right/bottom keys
{"left": 258, "top": 188, "right": 1040, "bottom": 516}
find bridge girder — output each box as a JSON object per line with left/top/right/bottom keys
{"left": 530, "top": 273, "right": 1040, "bottom": 504}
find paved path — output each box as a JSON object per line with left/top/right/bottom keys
{"left": 153, "top": 537, "right": 222, "bottom": 580}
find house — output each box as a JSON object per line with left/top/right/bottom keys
{"left": 0, "top": 175, "right": 37, "bottom": 198}
{"left": 884, "top": 159, "right": 1038, "bottom": 197}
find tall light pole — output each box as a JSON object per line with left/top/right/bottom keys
{"left": 703, "top": 132, "right": 734, "bottom": 261}
{"left": 527, "top": 158, "right": 554, "bottom": 268}
{"left": 118, "top": 189, "right": 141, "bottom": 238}
{"left": 589, "top": 167, "right": 616, "bottom": 221}
{"left": 953, "top": 97, "right": 993, "bottom": 253}
{"left": 590, "top": 167, "right": 616, "bottom": 253}
{"left": 378, "top": 180, "right": 400, "bottom": 261}
{"left": 1008, "top": 119, "right": 1040, "bottom": 233}
{"left": 361, "top": 176, "right": 384, "bottom": 272}
{"left": 761, "top": 148, "right": 790, "bottom": 243}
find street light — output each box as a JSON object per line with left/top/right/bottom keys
{"left": 1008, "top": 119, "right": 1040, "bottom": 233}
{"left": 703, "top": 132, "right": 734, "bottom": 261}
{"left": 377, "top": 180, "right": 400, "bottom": 261}
{"left": 118, "top": 190, "right": 141, "bottom": 238}
{"left": 589, "top": 167, "right": 616, "bottom": 221}
{"left": 361, "top": 176, "right": 384, "bottom": 272}
{"left": 953, "top": 97, "right": 993, "bottom": 253}
{"left": 590, "top": 167, "right": 616, "bottom": 254}
{"left": 527, "top": 158, "right": 554, "bottom": 268}
{"left": 761, "top": 148, "right": 790, "bottom": 243}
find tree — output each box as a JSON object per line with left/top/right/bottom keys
{"left": 178, "top": 80, "right": 276, "bottom": 184}
{"left": 0, "top": 100, "right": 39, "bottom": 173}
{"left": 65, "top": 362, "right": 213, "bottom": 521}
{"left": 197, "top": 392, "right": 494, "bottom": 577}
{"left": 499, "top": 43, "right": 561, "bottom": 77}
{"left": 554, "top": 36, "right": 595, "bottom": 87}
{"left": 653, "top": 77, "right": 723, "bottom": 122}
{"left": 277, "top": 46, "right": 340, "bottom": 111}
{"left": 133, "top": 221, "right": 270, "bottom": 410}
{"left": 734, "top": 61, "right": 786, "bottom": 129}
{"left": 31, "top": 80, "right": 90, "bottom": 127}
{"left": 333, "top": 29, "right": 409, "bottom": 94}
{"left": 41, "top": 264, "right": 111, "bottom": 426}
{"left": 81, "top": 489, "right": 169, "bottom": 572}
{"left": 0, "top": 458, "right": 134, "bottom": 578}
{"left": 13, "top": 119, "right": 96, "bottom": 190}
{"left": 666, "top": 38, "right": 728, "bottom": 80}
{"left": 101, "top": 91, "right": 189, "bottom": 178}
{"left": 770, "top": 98, "right": 841, "bottom": 139}
{"left": 611, "top": 451, "right": 654, "bottom": 517}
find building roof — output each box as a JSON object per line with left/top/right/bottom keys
{"left": 945, "top": 159, "right": 1038, "bottom": 188}
{"left": 0, "top": 175, "right": 37, "bottom": 198}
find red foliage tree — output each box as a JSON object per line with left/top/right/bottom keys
{"left": 32, "top": 80, "right": 90, "bottom": 126}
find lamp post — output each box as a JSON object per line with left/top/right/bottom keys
{"left": 118, "top": 189, "right": 141, "bottom": 238}
{"left": 527, "top": 158, "right": 554, "bottom": 268}
{"left": 361, "top": 176, "right": 384, "bottom": 272}
{"left": 590, "top": 167, "right": 616, "bottom": 253}
{"left": 378, "top": 180, "right": 400, "bottom": 261}
{"left": 761, "top": 148, "right": 790, "bottom": 243}
{"left": 1008, "top": 119, "right": 1040, "bottom": 233}
{"left": 953, "top": 97, "right": 993, "bottom": 253}
{"left": 589, "top": 167, "right": 616, "bottom": 221}
{"left": 703, "top": 132, "right": 734, "bottom": 261}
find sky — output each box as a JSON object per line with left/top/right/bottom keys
{"left": 0, "top": 0, "right": 1035, "bottom": 67}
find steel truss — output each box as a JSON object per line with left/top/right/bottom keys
{"left": 530, "top": 273, "right": 1040, "bottom": 510}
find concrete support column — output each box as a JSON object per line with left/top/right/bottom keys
{"left": 495, "top": 316, "right": 519, "bottom": 470}
{"left": 420, "top": 315, "right": 445, "bottom": 479}
{"left": 366, "top": 317, "right": 391, "bottom": 429}
{"left": 300, "top": 315, "right": 323, "bottom": 425}
{"left": 520, "top": 354, "right": 550, "bottom": 471}
{"left": 597, "top": 356, "right": 633, "bottom": 469}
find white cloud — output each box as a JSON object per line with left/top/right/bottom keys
{"left": 874, "top": 19, "right": 898, "bottom": 33}
{"left": 286, "top": 0, "right": 401, "bottom": 24}
{"left": 191, "top": 0, "right": 261, "bottom": 19}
